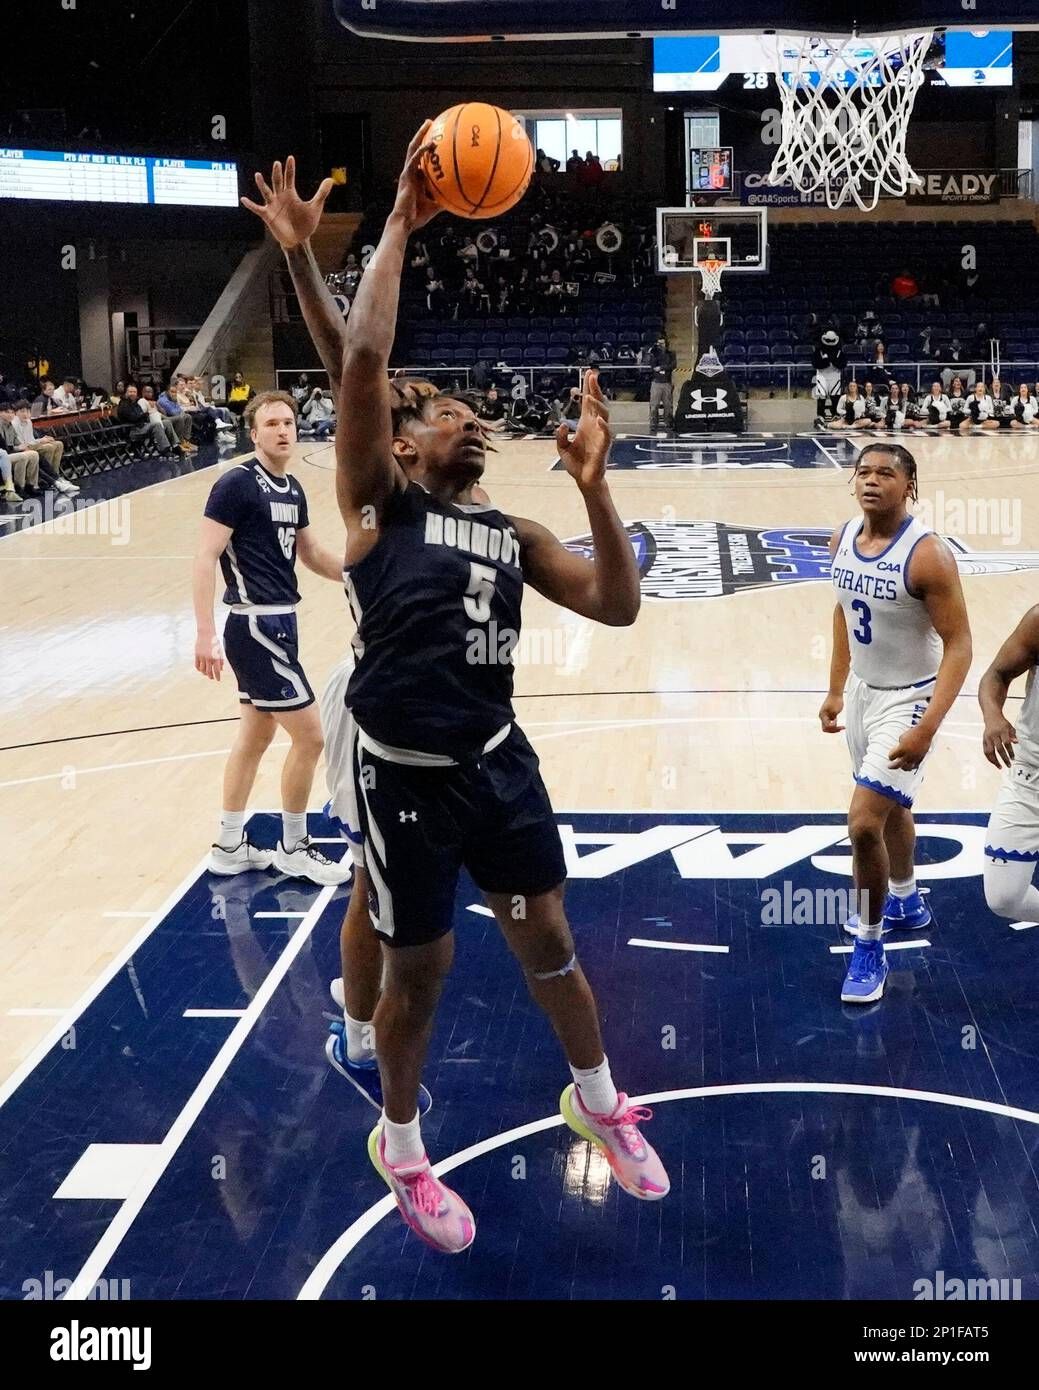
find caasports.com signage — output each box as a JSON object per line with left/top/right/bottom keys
{"left": 907, "top": 170, "right": 1000, "bottom": 205}
{"left": 737, "top": 172, "right": 896, "bottom": 206}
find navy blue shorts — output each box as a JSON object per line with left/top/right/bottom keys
{"left": 223, "top": 611, "right": 315, "bottom": 711}
{"left": 353, "top": 723, "right": 567, "bottom": 948}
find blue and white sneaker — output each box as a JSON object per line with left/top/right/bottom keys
{"left": 325, "top": 1020, "right": 432, "bottom": 1116}
{"left": 840, "top": 937, "right": 889, "bottom": 1005}
{"left": 844, "top": 889, "right": 932, "bottom": 935}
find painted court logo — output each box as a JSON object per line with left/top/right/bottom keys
{"left": 563, "top": 522, "right": 1039, "bottom": 601}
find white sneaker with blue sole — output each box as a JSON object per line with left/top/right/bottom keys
{"left": 841, "top": 937, "right": 889, "bottom": 1004}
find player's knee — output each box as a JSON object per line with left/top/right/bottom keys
{"left": 848, "top": 808, "right": 885, "bottom": 851}
{"left": 983, "top": 867, "right": 1024, "bottom": 920}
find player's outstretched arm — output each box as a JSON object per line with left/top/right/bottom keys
{"left": 295, "top": 527, "right": 346, "bottom": 583}
{"left": 513, "top": 371, "right": 639, "bottom": 626}
{"left": 335, "top": 123, "right": 441, "bottom": 528}
{"left": 978, "top": 606, "right": 1039, "bottom": 767}
{"left": 241, "top": 157, "right": 346, "bottom": 393}
{"left": 889, "top": 537, "right": 973, "bottom": 771}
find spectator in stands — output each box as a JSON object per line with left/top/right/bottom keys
{"left": 535, "top": 148, "right": 560, "bottom": 176}
{"left": 424, "top": 266, "right": 447, "bottom": 316}
{"left": 30, "top": 378, "right": 62, "bottom": 418}
{"left": 0, "top": 373, "right": 18, "bottom": 404}
{"left": 52, "top": 377, "right": 82, "bottom": 410}
{"left": 0, "top": 446, "right": 19, "bottom": 503}
{"left": 566, "top": 150, "right": 585, "bottom": 177}
{"left": 342, "top": 254, "right": 363, "bottom": 300}
{"left": 460, "top": 265, "right": 486, "bottom": 314}
{"left": 578, "top": 151, "right": 605, "bottom": 194}
{"left": 543, "top": 268, "right": 567, "bottom": 314}
{"left": 478, "top": 385, "right": 507, "bottom": 423}
{"left": 0, "top": 404, "right": 42, "bottom": 497}
{"left": 870, "top": 340, "right": 895, "bottom": 392}
{"left": 644, "top": 335, "right": 676, "bottom": 434}
{"left": 190, "top": 377, "right": 237, "bottom": 431}
{"left": 890, "top": 268, "right": 920, "bottom": 301}
{"left": 290, "top": 373, "right": 311, "bottom": 405}
{"left": 300, "top": 386, "right": 336, "bottom": 439}
{"left": 972, "top": 322, "right": 992, "bottom": 359}
{"left": 1013, "top": 384, "right": 1038, "bottom": 428}
{"left": 494, "top": 274, "right": 513, "bottom": 316}
{"left": 409, "top": 240, "right": 430, "bottom": 277}
{"left": 457, "top": 236, "right": 479, "bottom": 270}
{"left": 916, "top": 326, "right": 938, "bottom": 359}
{"left": 117, "top": 384, "right": 180, "bottom": 454}
{"left": 226, "top": 371, "right": 255, "bottom": 418}
{"left": 854, "top": 308, "right": 883, "bottom": 349}
{"left": 110, "top": 381, "right": 126, "bottom": 405}
{"left": 12, "top": 400, "right": 78, "bottom": 494}
{"left": 157, "top": 379, "right": 197, "bottom": 451}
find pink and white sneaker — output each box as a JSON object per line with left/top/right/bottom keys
{"left": 367, "top": 1125, "right": 476, "bottom": 1254}
{"left": 560, "top": 1083, "right": 670, "bottom": 1201}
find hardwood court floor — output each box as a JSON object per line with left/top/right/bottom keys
{"left": 2, "top": 428, "right": 1038, "bottom": 1084}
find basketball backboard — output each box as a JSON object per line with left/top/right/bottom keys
{"left": 334, "top": 0, "right": 1039, "bottom": 42}
{"left": 657, "top": 207, "right": 766, "bottom": 276}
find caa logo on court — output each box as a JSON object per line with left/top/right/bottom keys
{"left": 563, "top": 522, "right": 1039, "bottom": 601}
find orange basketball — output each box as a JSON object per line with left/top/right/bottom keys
{"left": 421, "top": 103, "right": 534, "bottom": 220}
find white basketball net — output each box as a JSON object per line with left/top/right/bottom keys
{"left": 767, "top": 31, "right": 934, "bottom": 212}
{"left": 698, "top": 259, "right": 725, "bottom": 300}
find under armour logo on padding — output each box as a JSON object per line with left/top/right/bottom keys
{"left": 690, "top": 389, "right": 729, "bottom": 411}
{"left": 399, "top": 811, "right": 418, "bottom": 823}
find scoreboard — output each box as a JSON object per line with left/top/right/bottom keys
{"left": 690, "top": 148, "right": 733, "bottom": 195}
{"left": 0, "top": 149, "right": 240, "bottom": 208}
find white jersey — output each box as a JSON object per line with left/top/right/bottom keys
{"left": 924, "top": 392, "right": 951, "bottom": 420}
{"left": 1015, "top": 666, "right": 1039, "bottom": 769}
{"left": 837, "top": 393, "right": 866, "bottom": 419}
{"left": 1015, "top": 396, "right": 1038, "bottom": 423}
{"left": 970, "top": 393, "right": 996, "bottom": 420}
{"left": 832, "top": 515, "right": 943, "bottom": 688}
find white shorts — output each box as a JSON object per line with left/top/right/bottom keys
{"left": 985, "top": 761, "right": 1039, "bottom": 862}
{"left": 319, "top": 654, "right": 364, "bottom": 866}
{"left": 845, "top": 673, "right": 935, "bottom": 808}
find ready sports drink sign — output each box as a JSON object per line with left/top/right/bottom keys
{"left": 563, "top": 522, "right": 1039, "bottom": 601}
{"left": 907, "top": 171, "right": 1001, "bottom": 204}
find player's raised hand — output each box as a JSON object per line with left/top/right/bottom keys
{"left": 556, "top": 369, "right": 613, "bottom": 491}
{"left": 819, "top": 694, "right": 845, "bottom": 733}
{"left": 888, "top": 725, "right": 933, "bottom": 771}
{"left": 195, "top": 633, "right": 224, "bottom": 682}
{"left": 393, "top": 121, "right": 442, "bottom": 232}
{"left": 982, "top": 715, "right": 1017, "bottom": 768}
{"left": 241, "top": 155, "right": 334, "bottom": 250}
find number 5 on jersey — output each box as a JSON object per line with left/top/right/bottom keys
{"left": 278, "top": 525, "right": 296, "bottom": 560}
{"left": 464, "top": 561, "right": 497, "bottom": 622}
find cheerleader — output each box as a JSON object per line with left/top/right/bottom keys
{"left": 1012, "top": 383, "right": 1038, "bottom": 428}
{"left": 833, "top": 378, "right": 867, "bottom": 428}
{"left": 899, "top": 382, "right": 924, "bottom": 428}
{"left": 861, "top": 379, "right": 885, "bottom": 424}
{"left": 884, "top": 380, "right": 914, "bottom": 429}
{"left": 968, "top": 381, "right": 999, "bottom": 429}
{"left": 924, "top": 380, "right": 953, "bottom": 428}
{"left": 990, "top": 376, "right": 1014, "bottom": 430}
{"left": 948, "top": 377, "right": 969, "bottom": 432}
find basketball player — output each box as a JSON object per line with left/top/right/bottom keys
{"left": 193, "top": 390, "right": 352, "bottom": 885}
{"left": 979, "top": 607, "right": 1039, "bottom": 927}
{"left": 820, "top": 443, "right": 972, "bottom": 1003}
{"left": 334, "top": 124, "right": 669, "bottom": 1252}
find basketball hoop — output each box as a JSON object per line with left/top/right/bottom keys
{"left": 699, "top": 258, "right": 725, "bottom": 301}
{"left": 767, "top": 30, "right": 934, "bottom": 212}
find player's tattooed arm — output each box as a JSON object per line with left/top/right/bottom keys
{"left": 241, "top": 157, "right": 346, "bottom": 392}
{"left": 295, "top": 526, "right": 345, "bottom": 583}
{"left": 192, "top": 518, "right": 232, "bottom": 680}
{"left": 820, "top": 528, "right": 847, "bottom": 733}
{"left": 336, "top": 123, "right": 440, "bottom": 531}
{"left": 978, "top": 605, "right": 1039, "bottom": 767}
{"left": 889, "top": 535, "right": 973, "bottom": 771}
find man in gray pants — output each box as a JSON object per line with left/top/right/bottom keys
{"left": 645, "top": 336, "right": 676, "bottom": 434}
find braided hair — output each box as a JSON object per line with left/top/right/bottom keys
{"left": 388, "top": 377, "right": 497, "bottom": 449}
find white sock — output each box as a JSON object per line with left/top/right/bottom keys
{"left": 217, "top": 810, "right": 245, "bottom": 849}
{"left": 858, "top": 919, "right": 884, "bottom": 943}
{"left": 345, "top": 1010, "right": 375, "bottom": 1064}
{"left": 381, "top": 1110, "right": 424, "bottom": 1166}
{"left": 889, "top": 875, "right": 916, "bottom": 899}
{"left": 281, "top": 811, "right": 307, "bottom": 850}
{"left": 570, "top": 1055, "right": 619, "bottom": 1115}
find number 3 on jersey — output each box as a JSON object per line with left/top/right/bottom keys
{"left": 464, "top": 561, "right": 497, "bottom": 622}
{"left": 851, "top": 599, "right": 872, "bottom": 645}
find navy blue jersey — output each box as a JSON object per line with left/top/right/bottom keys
{"left": 204, "top": 460, "right": 309, "bottom": 607}
{"left": 345, "top": 482, "right": 524, "bottom": 758}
